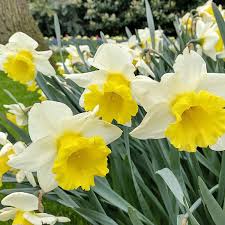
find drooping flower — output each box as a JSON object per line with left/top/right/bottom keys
{"left": 4, "top": 103, "right": 30, "bottom": 127}
{"left": 9, "top": 101, "right": 122, "bottom": 192}
{"left": 195, "top": 19, "right": 220, "bottom": 60}
{"left": 0, "top": 32, "right": 55, "bottom": 86}
{"left": 130, "top": 47, "right": 225, "bottom": 152}
{"left": 0, "top": 192, "right": 70, "bottom": 225}
{"left": 66, "top": 43, "right": 140, "bottom": 125}
{"left": 0, "top": 136, "right": 36, "bottom": 187}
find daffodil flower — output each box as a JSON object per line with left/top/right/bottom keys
{"left": 197, "top": 0, "right": 224, "bottom": 23}
{"left": 4, "top": 103, "right": 30, "bottom": 127}
{"left": 195, "top": 19, "right": 219, "bottom": 60}
{"left": 66, "top": 43, "right": 142, "bottom": 125}
{"left": 66, "top": 44, "right": 91, "bottom": 64}
{"left": 8, "top": 101, "right": 122, "bottom": 192}
{"left": 137, "top": 28, "right": 163, "bottom": 51}
{"left": 0, "top": 192, "right": 70, "bottom": 225}
{"left": 0, "top": 32, "right": 55, "bottom": 86}
{"left": 130, "top": 47, "right": 225, "bottom": 152}
{"left": 0, "top": 138, "right": 36, "bottom": 187}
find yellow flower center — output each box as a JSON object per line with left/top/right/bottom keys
{"left": 52, "top": 132, "right": 111, "bottom": 191}
{"left": 3, "top": 50, "right": 35, "bottom": 85}
{"left": 84, "top": 73, "right": 138, "bottom": 124}
{"left": 0, "top": 149, "right": 14, "bottom": 186}
{"left": 13, "top": 211, "right": 32, "bottom": 225}
{"left": 165, "top": 90, "right": 225, "bottom": 152}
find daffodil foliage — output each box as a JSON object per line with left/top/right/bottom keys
{"left": 0, "top": 1, "right": 225, "bottom": 225}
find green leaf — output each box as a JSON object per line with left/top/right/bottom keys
{"left": 145, "top": 0, "right": 155, "bottom": 49}
{"left": 199, "top": 177, "right": 225, "bottom": 225}
{"left": 156, "top": 168, "right": 185, "bottom": 206}
{"left": 217, "top": 151, "right": 225, "bottom": 205}
{"left": 128, "top": 207, "right": 144, "bottom": 225}
{"left": 212, "top": 2, "right": 225, "bottom": 47}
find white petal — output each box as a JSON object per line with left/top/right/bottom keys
{"left": 1, "top": 192, "right": 38, "bottom": 211}
{"left": 23, "top": 212, "right": 42, "bottom": 225}
{"left": 60, "top": 114, "right": 122, "bottom": 145}
{"left": 91, "top": 43, "right": 133, "bottom": 73}
{"left": 131, "top": 77, "right": 162, "bottom": 111}
{"left": 0, "top": 143, "right": 13, "bottom": 157}
{"left": 0, "top": 208, "right": 17, "bottom": 221}
{"left": 16, "top": 170, "right": 26, "bottom": 183}
{"left": 9, "top": 32, "right": 38, "bottom": 50}
{"left": 81, "top": 118, "right": 123, "bottom": 144}
{"left": 66, "top": 70, "right": 107, "bottom": 88}
{"left": 34, "top": 51, "right": 56, "bottom": 76}
{"left": 130, "top": 103, "right": 174, "bottom": 139}
{"left": 37, "top": 160, "right": 57, "bottom": 193}
{"left": 210, "top": 135, "right": 225, "bottom": 151}
{"left": 173, "top": 47, "right": 207, "bottom": 88}
{"left": 135, "top": 59, "right": 155, "bottom": 77}
{"left": 197, "top": 73, "right": 225, "bottom": 98}
{"left": 13, "top": 141, "right": 26, "bottom": 155}
{"left": 8, "top": 136, "right": 56, "bottom": 172}
{"left": 0, "top": 132, "right": 8, "bottom": 145}
{"left": 25, "top": 171, "right": 37, "bottom": 187}
{"left": 34, "top": 213, "right": 71, "bottom": 224}
{"left": 28, "top": 101, "right": 73, "bottom": 142}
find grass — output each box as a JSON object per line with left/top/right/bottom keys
{"left": 0, "top": 72, "right": 88, "bottom": 225}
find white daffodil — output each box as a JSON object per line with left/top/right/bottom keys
{"left": 66, "top": 44, "right": 91, "bottom": 64}
{"left": 197, "top": 0, "right": 224, "bottom": 23}
{"left": 66, "top": 43, "right": 141, "bottom": 125}
{"left": 0, "top": 32, "right": 55, "bottom": 86}
{"left": 0, "top": 192, "right": 70, "bottom": 225}
{"left": 56, "top": 58, "right": 74, "bottom": 75}
{"left": 9, "top": 101, "right": 122, "bottom": 192}
{"left": 4, "top": 103, "right": 30, "bottom": 127}
{"left": 195, "top": 19, "right": 219, "bottom": 60}
{"left": 0, "top": 138, "right": 36, "bottom": 187}
{"left": 138, "top": 28, "right": 163, "bottom": 51}
{"left": 130, "top": 47, "right": 225, "bottom": 152}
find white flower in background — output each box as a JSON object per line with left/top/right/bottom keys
{"left": 195, "top": 19, "right": 219, "bottom": 60}
{"left": 0, "top": 132, "right": 8, "bottom": 146}
{"left": 0, "top": 32, "right": 55, "bottom": 86}
{"left": 0, "top": 137, "right": 36, "bottom": 187}
{"left": 4, "top": 103, "right": 30, "bottom": 127}
{"left": 56, "top": 58, "right": 74, "bottom": 75}
{"left": 197, "top": 0, "right": 224, "bottom": 23}
{"left": 180, "top": 12, "right": 193, "bottom": 33}
{"left": 0, "top": 192, "right": 70, "bottom": 225}
{"left": 66, "top": 43, "right": 142, "bottom": 125}
{"left": 9, "top": 101, "right": 122, "bottom": 192}
{"left": 138, "top": 28, "right": 163, "bottom": 51}
{"left": 130, "top": 47, "right": 225, "bottom": 152}
{"left": 135, "top": 59, "right": 155, "bottom": 78}
{"left": 66, "top": 44, "right": 91, "bottom": 64}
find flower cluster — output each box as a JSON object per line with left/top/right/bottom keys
{"left": 0, "top": 1, "right": 225, "bottom": 224}
{"left": 181, "top": 0, "right": 225, "bottom": 60}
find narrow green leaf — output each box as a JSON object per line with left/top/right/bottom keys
{"left": 125, "top": 26, "right": 132, "bottom": 38}
{"left": 145, "top": 0, "right": 155, "bottom": 49}
{"left": 199, "top": 177, "right": 225, "bottom": 225}
{"left": 217, "top": 151, "right": 225, "bottom": 205}
{"left": 128, "top": 207, "right": 144, "bottom": 225}
{"left": 156, "top": 168, "right": 185, "bottom": 206}
{"left": 212, "top": 2, "right": 225, "bottom": 46}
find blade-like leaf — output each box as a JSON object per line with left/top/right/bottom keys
{"left": 156, "top": 168, "right": 185, "bottom": 206}
{"left": 199, "top": 177, "right": 225, "bottom": 225}
{"left": 145, "top": 0, "right": 155, "bottom": 49}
